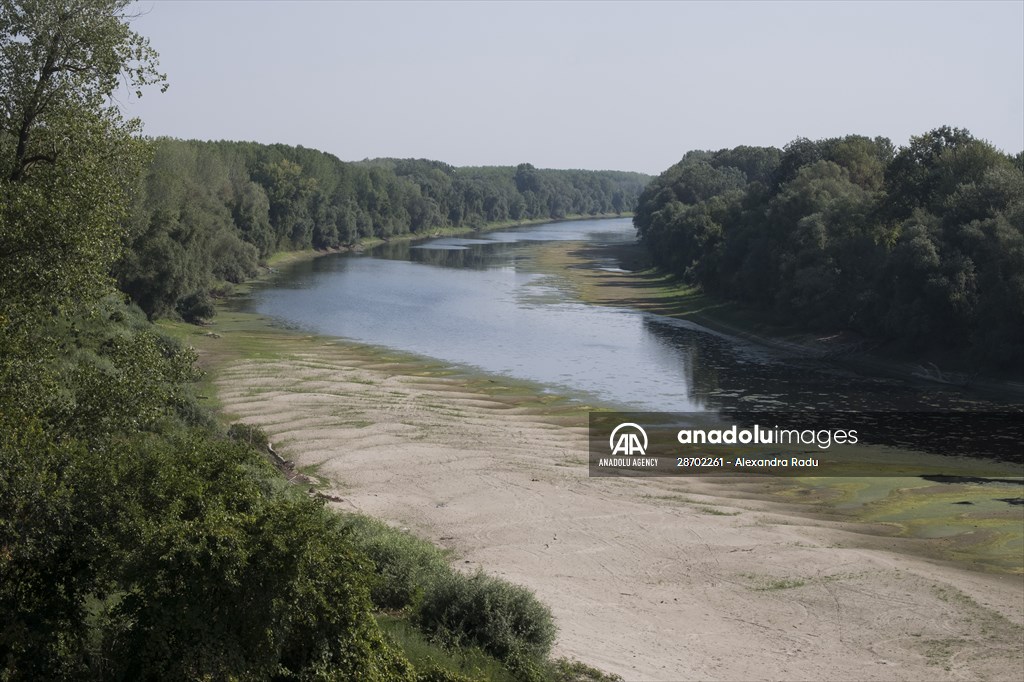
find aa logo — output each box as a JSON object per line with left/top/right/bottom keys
{"left": 609, "top": 423, "right": 648, "bottom": 456}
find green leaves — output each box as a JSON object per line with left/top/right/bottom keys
{"left": 0, "top": 1, "right": 165, "bottom": 318}
{"left": 0, "top": 5, "right": 417, "bottom": 679}
{"left": 0, "top": 0, "right": 166, "bottom": 165}
{"left": 0, "top": 410, "right": 412, "bottom": 679}
{"left": 635, "top": 129, "right": 1024, "bottom": 370}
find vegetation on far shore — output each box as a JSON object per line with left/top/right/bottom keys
{"left": 115, "top": 135, "right": 648, "bottom": 323}
{"left": 632, "top": 132, "right": 1024, "bottom": 376}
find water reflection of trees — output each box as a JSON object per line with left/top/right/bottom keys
{"left": 372, "top": 240, "right": 524, "bottom": 271}
{"left": 642, "top": 316, "right": 1024, "bottom": 462}
{"left": 641, "top": 316, "right": 1018, "bottom": 414}
{"left": 642, "top": 317, "right": 732, "bottom": 408}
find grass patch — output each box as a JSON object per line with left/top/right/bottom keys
{"left": 297, "top": 461, "right": 330, "bottom": 488}
{"left": 641, "top": 493, "right": 697, "bottom": 505}
{"left": 639, "top": 494, "right": 740, "bottom": 516}
{"left": 754, "top": 577, "right": 806, "bottom": 591}
{"left": 378, "top": 615, "right": 516, "bottom": 682}
{"left": 741, "top": 573, "right": 807, "bottom": 591}
{"left": 548, "top": 659, "right": 624, "bottom": 681}
{"left": 529, "top": 241, "right": 771, "bottom": 332}
{"left": 921, "top": 637, "right": 959, "bottom": 670}
{"left": 696, "top": 505, "right": 740, "bottom": 516}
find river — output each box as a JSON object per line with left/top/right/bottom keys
{"left": 249, "top": 218, "right": 1021, "bottom": 422}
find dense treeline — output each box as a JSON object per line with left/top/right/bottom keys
{"left": 2, "top": 2, "right": 574, "bottom": 680}
{"left": 116, "top": 138, "right": 648, "bottom": 320}
{"left": 634, "top": 129, "right": 1024, "bottom": 372}
{"left": 0, "top": 1, "right": 408, "bottom": 677}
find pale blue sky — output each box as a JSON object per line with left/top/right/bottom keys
{"left": 121, "top": 1, "right": 1024, "bottom": 174}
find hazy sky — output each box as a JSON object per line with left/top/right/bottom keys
{"left": 120, "top": 1, "right": 1024, "bottom": 174}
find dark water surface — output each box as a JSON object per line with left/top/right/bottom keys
{"left": 249, "top": 218, "right": 1021, "bottom": 417}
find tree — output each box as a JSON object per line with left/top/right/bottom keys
{"left": 0, "top": 6, "right": 419, "bottom": 678}
{"left": 1, "top": 0, "right": 166, "bottom": 317}
{"left": 884, "top": 126, "right": 979, "bottom": 220}
{"left": 636, "top": 130, "right": 1024, "bottom": 372}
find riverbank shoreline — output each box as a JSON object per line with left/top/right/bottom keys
{"left": 231, "top": 212, "right": 634, "bottom": 297}
{"left": 535, "top": 240, "right": 1024, "bottom": 400}
{"left": 173, "top": 302, "right": 1024, "bottom": 681}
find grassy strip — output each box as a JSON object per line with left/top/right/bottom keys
{"left": 379, "top": 616, "right": 623, "bottom": 682}
{"left": 531, "top": 240, "right": 853, "bottom": 357}
{"left": 377, "top": 615, "right": 517, "bottom": 682}
{"left": 160, "top": 306, "right": 597, "bottom": 428}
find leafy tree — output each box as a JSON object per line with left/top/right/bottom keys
{"left": 1, "top": 4, "right": 416, "bottom": 679}
{"left": 635, "top": 129, "right": 1024, "bottom": 373}
{"left": 258, "top": 158, "right": 318, "bottom": 248}
{"left": 884, "top": 126, "right": 981, "bottom": 219}
{"left": 0, "top": 0, "right": 165, "bottom": 317}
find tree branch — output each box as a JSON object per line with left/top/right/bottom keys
{"left": 10, "top": 27, "right": 62, "bottom": 182}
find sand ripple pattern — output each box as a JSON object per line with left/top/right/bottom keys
{"left": 215, "top": 343, "right": 1024, "bottom": 682}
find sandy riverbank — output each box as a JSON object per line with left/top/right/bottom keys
{"left": 185, "top": 310, "right": 1023, "bottom": 682}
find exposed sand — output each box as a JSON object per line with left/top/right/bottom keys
{"left": 198, "top": 330, "right": 1024, "bottom": 682}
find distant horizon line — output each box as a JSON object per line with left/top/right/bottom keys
{"left": 135, "top": 127, "right": 1023, "bottom": 177}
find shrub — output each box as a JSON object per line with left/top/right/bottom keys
{"left": 227, "top": 422, "right": 270, "bottom": 450}
{"left": 415, "top": 570, "right": 557, "bottom": 665}
{"left": 176, "top": 291, "right": 215, "bottom": 323}
{"left": 548, "top": 658, "right": 624, "bottom": 682}
{"left": 377, "top": 615, "right": 517, "bottom": 682}
{"left": 416, "top": 668, "right": 477, "bottom": 682}
{"left": 341, "top": 516, "right": 450, "bottom": 611}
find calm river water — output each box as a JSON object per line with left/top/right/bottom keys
{"left": 248, "top": 218, "right": 1021, "bottom": 420}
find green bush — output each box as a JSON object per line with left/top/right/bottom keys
{"left": 415, "top": 570, "right": 557, "bottom": 666}
{"left": 342, "top": 516, "right": 557, "bottom": 677}
{"left": 227, "top": 421, "right": 270, "bottom": 450}
{"left": 548, "top": 658, "right": 624, "bottom": 682}
{"left": 416, "top": 668, "right": 478, "bottom": 682}
{"left": 176, "top": 290, "right": 215, "bottom": 323}
{"left": 97, "top": 432, "right": 414, "bottom": 681}
{"left": 341, "top": 515, "right": 451, "bottom": 611}
{"left": 377, "top": 615, "right": 516, "bottom": 682}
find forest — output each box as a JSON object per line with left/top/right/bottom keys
{"left": 116, "top": 138, "right": 648, "bottom": 321}
{"left": 633, "top": 131, "right": 1024, "bottom": 373}
{"left": 0, "top": 2, "right": 628, "bottom": 680}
